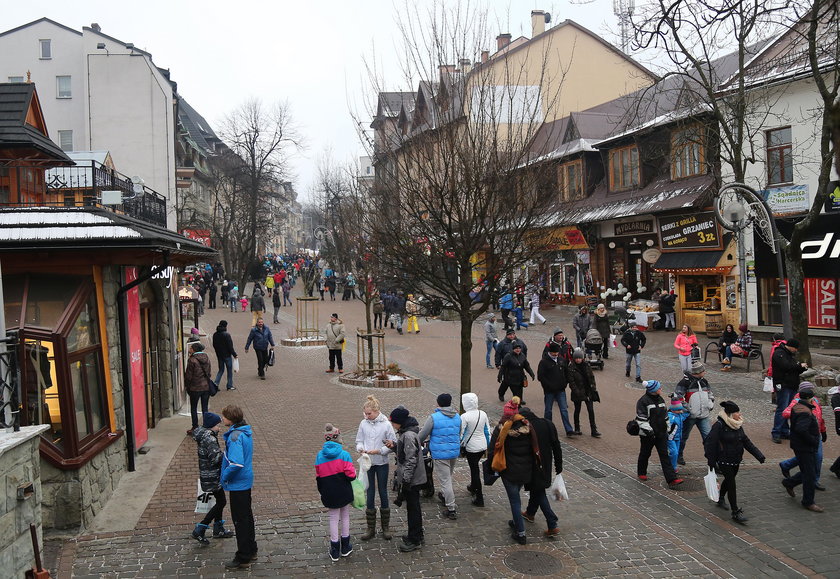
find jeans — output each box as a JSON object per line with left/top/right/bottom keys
{"left": 465, "top": 451, "right": 484, "bottom": 500}
{"left": 678, "top": 415, "right": 712, "bottom": 460}
{"left": 200, "top": 488, "right": 227, "bottom": 526}
{"left": 784, "top": 448, "right": 818, "bottom": 507}
{"left": 523, "top": 485, "right": 558, "bottom": 530}
{"left": 772, "top": 387, "right": 795, "bottom": 438}
{"left": 404, "top": 485, "right": 423, "bottom": 544}
{"left": 485, "top": 340, "right": 497, "bottom": 367}
{"left": 374, "top": 313, "right": 383, "bottom": 330}
{"left": 229, "top": 489, "right": 257, "bottom": 563}
{"left": 718, "top": 464, "right": 740, "bottom": 511}
{"left": 544, "top": 391, "right": 573, "bottom": 433}
{"left": 188, "top": 390, "right": 210, "bottom": 429}
{"left": 273, "top": 305, "right": 280, "bottom": 323}
{"left": 215, "top": 355, "right": 234, "bottom": 390}
{"left": 501, "top": 478, "right": 526, "bottom": 536}
{"left": 780, "top": 437, "right": 823, "bottom": 483}
{"left": 434, "top": 458, "right": 456, "bottom": 510}
{"left": 625, "top": 352, "right": 642, "bottom": 378}
{"left": 665, "top": 312, "right": 676, "bottom": 329}
{"left": 283, "top": 292, "right": 292, "bottom": 305}
{"left": 638, "top": 433, "right": 677, "bottom": 482}
{"left": 365, "top": 464, "right": 389, "bottom": 509}
{"left": 328, "top": 349, "right": 343, "bottom": 371}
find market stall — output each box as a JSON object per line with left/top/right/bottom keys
{"left": 626, "top": 299, "right": 659, "bottom": 330}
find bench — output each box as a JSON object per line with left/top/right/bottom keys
{"left": 704, "top": 341, "right": 765, "bottom": 371}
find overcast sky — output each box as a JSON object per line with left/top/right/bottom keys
{"left": 4, "top": 0, "right": 630, "bottom": 200}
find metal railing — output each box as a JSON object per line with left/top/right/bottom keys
{"left": 0, "top": 161, "right": 168, "bottom": 228}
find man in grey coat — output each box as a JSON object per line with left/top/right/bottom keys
{"left": 386, "top": 407, "right": 426, "bottom": 552}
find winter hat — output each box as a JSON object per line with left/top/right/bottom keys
{"left": 512, "top": 343, "right": 523, "bottom": 350}
{"left": 437, "top": 393, "right": 452, "bottom": 407}
{"left": 628, "top": 320, "right": 637, "bottom": 327}
{"left": 786, "top": 338, "right": 800, "bottom": 348}
{"left": 190, "top": 327, "right": 200, "bottom": 335}
{"left": 548, "top": 342, "right": 561, "bottom": 353}
{"left": 502, "top": 396, "right": 521, "bottom": 421}
{"left": 738, "top": 323, "right": 748, "bottom": 333}
{"left": 690, "top": 361, "right": 706, "bottom": 374}
{"left": 506, "top": 328, "right": 516, "bottom": 336}
{"left": 324, "top": 423, "right": 343, "bottom": 443}
{"left": 553, "top": 328, "right": 564, "bottom": 336}
{"left": 670, "top": 396, "right": 684, "bottom": 411}
{"left": 644, "top": 380, "right": 662, "bottom": 394}
{"left": 572, "top": 348, "right": 585, "bottom": 360}
{"left": 389, "top": 406, "right": 410, "bottom": 426}
{"left": 202, "top": 412, "right": 222, "bottom": 429}
{"left": 331, "top": 313, "right": 339, "bottom": 319}
{"left": 720, "top": 401, "right": 740, "bottom": 415}
{"left": 798, "top": 381, "right": 816, "bottom": 396}
{"left": 219, "top": 320, "right": 228, "bottom": 328}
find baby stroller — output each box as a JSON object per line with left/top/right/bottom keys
{"left": 584, "top": 328, "right": 605, "bottom": 370}
{"left": 611, "top": 306, "right": 635, "bottom": 335}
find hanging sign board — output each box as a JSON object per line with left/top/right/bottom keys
{"left": 658, "top": 211, "right": 722, "bottom": 251}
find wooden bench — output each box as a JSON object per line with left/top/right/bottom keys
{"left": 704, "top": 341, "right": 765, "bottom": 371}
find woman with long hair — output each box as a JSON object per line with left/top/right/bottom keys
{"left": 674, "top": 324, "right": 698, "bottom": 374}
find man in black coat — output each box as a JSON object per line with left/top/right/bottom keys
{"left": 495, "top": 329, "right": 528, "bottom": 368}
{"left": 636, "top": 380, "right": 682, "bottom": 487}
{"left": 212, "top": 320, "right": 238, "bottom": 391}
{"left": 519, "top": 407, "right": 563, "bottom": 536}
{"left": 771, "top": 338, "right": 808, "bottom": 443}
{"left": 781, "top": 382, "right": 823, "bottom": 512}
{"left": 538, "top": 343, "right": 574, "bottom": 435}
{"left": 621, "top": 321, "right": 646, "bottom": 383}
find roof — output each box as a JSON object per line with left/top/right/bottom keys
{"left": 371, "top": 92, "right": 415, "bottom": 128}
{"left": 178, "top": 97, "right": 219, "bottom": 153}
{"left": 0, "top": 207, "right": 217, "bottom": 263}
{"left": 0, "top": 83, "right": 73, "bottom": 164}
{"left": 0, "top": 17, "right": 81, "bottom": 38}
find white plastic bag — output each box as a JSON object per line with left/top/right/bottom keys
{"left": 762, "top": 376, "right": 773, "bottom": 392}
{"left": 549, "top": 473, "right": 569, "bottom": 501}
{"left": 704, "top": 467, "right": 719, "bottom": 502}
{"left": 195, "top": 478, "right": 216, "bottom": 514}
{"left": 357, "top": 453, "right": 372, "bottom": 491}
{"left": 608, "top": 334, "right": 616, "bottom": 348}
{"left": 232, "top": 357, "right": 240, "bottom": 373}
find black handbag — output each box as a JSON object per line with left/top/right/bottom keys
{"left": 482, "top": 458, "right": 499, "bottom": 486}
{"left": 201, "top": 364, "right": 219, "bottom": 397}
{"left": 267, "top": 349, "right": 276, "bottom": 367}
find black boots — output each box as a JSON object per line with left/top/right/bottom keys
{"left": 191, "top": 523, "right": 209, "bottom": 545}
{"left": 361, "top": 508, "right": 376, "bottom": 541}
{"left": 731, "top": 509, "right": 748, "bottom": 524}
{"left": 213, "top": 520, "right": 234, "bottom": 538}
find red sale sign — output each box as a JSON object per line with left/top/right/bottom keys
{"left": 125, "top": 267, "right": 149, "bottom": 448}
{"left": 804, "top": 278, "right": 837, "bottom": 329}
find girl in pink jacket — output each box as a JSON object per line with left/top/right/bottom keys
{"left": 674, "top": 325, "right": 698, "bottom": 374}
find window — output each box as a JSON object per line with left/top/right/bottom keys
{"left": 8, "top": 76, "right": 24, "bottom": 83}
{"left": 671, "top": 126, "right": 704, "bottom": 179}
{"left": 40, "top": 39, "right": 51, "bottom": 59}
{"left": 57, "top": 130, "right": 73, "bottom": 152}
{"left": 558, "top": 159, "right": 583, "bottom": 201}
{"left": 56, "top": 76, "right": 72, "bottom": 99}
{"left": 609, "top": 145, "right": 640, "bottom": 191}
{"left": 767, "top": 127, "right": 793, "bottom": 185}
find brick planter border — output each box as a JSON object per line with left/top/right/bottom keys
{"left": 280, "top": 338, "right": 327, "bottom": 347}
{"left": 338, "top": 374, "right": 421, "bottom": 389}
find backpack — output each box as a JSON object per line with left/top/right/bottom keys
{"left": 687, "top": 388, "right": 713, "bottom": 419}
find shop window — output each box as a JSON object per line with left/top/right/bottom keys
{"left": 559, "top": 160, "right": 583, "bottom": 201}
{"left": 609, "top": 145, "right": 639, "bottom": 191}
{"left": 671, "top": 126, "right": 704, "bottom": 179}
{"left": 4, "top": 273, "right": 111, "bottom": 466}
{"left": 766, "top": 127, "right": 792, "bottom": 185}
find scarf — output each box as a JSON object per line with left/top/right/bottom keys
{"left": 491, "top": 414, "right": 541, "bottom": 472}
{"left": 719, "top": 410, "right": 743, "bottom": 430}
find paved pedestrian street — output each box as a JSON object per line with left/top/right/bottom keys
{"left": 50, "top": 291, "right": 839, "bottom": 578}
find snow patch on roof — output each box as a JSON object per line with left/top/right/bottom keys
{"left": 2, "top": 226, "right": 141, "bottom": 241}
{"left": 0, "top": 210, "right": 114, "bottom": 225}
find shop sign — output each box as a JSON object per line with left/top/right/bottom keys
{"left": 642, "top": 247, "right": 661, "bottom": 264}
{"left": 760, "top": 184, "right": 810, "bottom": 215}
{"left": 531, "top": 226, "right": 589, "bottom": 250}
{"left": 180, "top": 228, "right": 212, "bottom": 247}
{"left": 825, "top": 181, "right": 840, "bottom": 212}
{"left": 614, "top": 220, "right": 654, "bottom": 237}
{"left": 804, "top": 278, "right": 837, "bottom": 329}
{"left": 658, "top": 211, "right": 721, "bottom": 250}
{"left": 746, "top": 260, "right": 755, "bottom": 282}
{"left": 125, "top": 267, "right": 149, "bottom": 449}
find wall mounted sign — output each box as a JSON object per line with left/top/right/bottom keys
{"left": 614, "top": 220, "right": 654, "bottom": 237}
{"left": 658, "top": 211, "right": 722, "bottom": 251}
{"left": 642, "top": 247, "right": 662, "bottom": 264}
{"left": 760, "top": 184, "right": 810, "bottom": 215}
{"left": 825, "top": 181, "right": 840, "bottom": 212}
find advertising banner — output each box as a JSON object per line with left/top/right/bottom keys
{"left": 804, "top": 278, "right": 837, "bottom": 329}
{"left": 760, "top": 184, "right": 810, "bottom": 215}
{"left": 125, "top": 267, "right": 148, "bottom": 449}
{"left": 658, "top": 211, "right": 722, "bottom": 251}
{"left": 180, "top": 228, "right": 212, "bottom": 246}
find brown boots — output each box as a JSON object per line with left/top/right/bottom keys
{"left": 360, "top": 508, "right": 392, "bottom": 541}
{"left": 379, "top": 507, "right": 392, "bottom": 540}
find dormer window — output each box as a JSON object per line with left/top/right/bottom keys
{"left": 559, "top": 159, "right": 583, "bottom": 201}
{"left": 609, "top": 145, "right": 639, "bottom": 191}
{"left": 671, "top": 125, "right": 704, "bottom": 179}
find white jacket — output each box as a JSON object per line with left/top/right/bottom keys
{"left": 459, "top": 393, "right": 490, "bottom": 453}
{"left": 355, "top": 412, "right": 396, "bottom": 466}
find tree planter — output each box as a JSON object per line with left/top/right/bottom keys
{"left": 338, "top": 372, "right": 421, "bottom": 389}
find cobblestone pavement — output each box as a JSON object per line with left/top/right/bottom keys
{"left": 54, "top": 289, "right": 839, "bottom": 578}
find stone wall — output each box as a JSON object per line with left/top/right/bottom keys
{"left": 0, "top": 425, "right": 48, "bottom": 577}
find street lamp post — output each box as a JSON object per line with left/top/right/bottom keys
{"left": 713, "top": 183, "right": 792, "bottom": 337}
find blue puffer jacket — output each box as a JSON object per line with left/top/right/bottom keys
{"left": 499, "top": 293, "right": 514, "bottom": 310}
{"left": 419, "top": 407, "right": 461, "bottom": 460}
{"left": 222, "top": 424, "right": 253, "bottom": 491}
{"left": 245, "top": 325, "right": 275, "bottom": 351}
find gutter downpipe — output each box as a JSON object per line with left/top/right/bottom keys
{"left": 117, "top": 252, "right": 170, "bottom": 472}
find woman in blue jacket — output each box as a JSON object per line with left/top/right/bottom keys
{"left": 221, "top": 405, "right": 256, "bottom": 570}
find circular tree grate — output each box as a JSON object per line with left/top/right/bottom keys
{"left": 504, "top": 551, "right": 563, "bottom": 576}
{"left": 663, "top": 478, "right": 704, "bottom": 492}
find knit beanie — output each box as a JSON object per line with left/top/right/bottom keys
{"left": 798, "top": 381, "right": 816, "bottom": 397}
{"left": 644, "top": 380, "right": 662, "bottom": 394}
{"left": 437, "top": 393, "right": 452, "bottom": 407}
{"left": 191, "top": 327, "right": 200, "bottom": 335}
{"left": 389, "top": 406, "right": 410, "bottom": 426}
{"left": 670, "top": 397, "right": 684, "bottom": 411}
{"left": 502, "top": 396, "right": 521, "bottom": 421}
{"left": 720, "top": 400, "right": 740, "bottom": 415}
{"left": 202, "top": 412, "right": 221, "bottom": 429}
{"left": 324, "top": 423, "right": 342, "bottom": 443}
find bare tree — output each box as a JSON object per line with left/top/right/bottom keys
{"left": 360, "top": 3, "right": 568, "bottom": 400}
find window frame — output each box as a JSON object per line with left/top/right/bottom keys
{"left": 56, "top": 75, "right": 72, "bottom": 99}
{"left": 558, "top": 159, "right": 584, "bottom": 201}
{"left": 39, "top": 39, "right": 52, "bottom": 59}
{"left": 671, "top": 125, "right": 705, "bottom": 180}
{"left": 766, "top": 126, "right": 793, "bottom": 186}
{"left": 8, "top": 76, "right": 24, "bottom": 83}
{"left": 57, "top": 130, "right": 73, "bottom": 152}
{"left": 609, "top": 144, "right": 640, "bottom": 191}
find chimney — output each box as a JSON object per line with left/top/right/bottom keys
{"left": 458, "top": 58, "right": 471, "bottom": 72}
{"left": 438, "top": 64, "right": 456, "bottom": 75}
{"left": 496, "top": 33, "right": 512, "bottom": 51}
{"left": 531, "top": 10, "right": 545, "bottom": 36}
{"left": 481, "top": 49, "right": 490, "bottom": 63}
{"left": 90, "top": 22, "right": 101, "bottom": 32}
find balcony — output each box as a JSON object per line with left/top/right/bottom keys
{"left": 0, "top": 162, "right": 167, "bottom": 228}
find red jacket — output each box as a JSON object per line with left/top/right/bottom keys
{"left": 782, "top": 395, "right": 826, "bottom": 433}
{"left": 673, "top": 333, "right": 698, "bottom": 356}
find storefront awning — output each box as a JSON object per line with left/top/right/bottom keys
{"left": 652, "top": 248, "right": 732, "bottom": 274}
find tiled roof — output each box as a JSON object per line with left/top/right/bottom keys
{"left": 178, "top": 97, "right": 219, "bottom": 153}
{"left": 0, "top": 83, "right": 72, "bottom": 163}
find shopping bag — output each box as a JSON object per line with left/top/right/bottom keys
{"left": 762, "top": 376, "right": 774, "bottom": 392}
{"left": 232, "top": 357, "right": 240, "bottom": 373}
{"left": 195, "top": 479, "right": 216, "bottom": 514}
{"left": 549, "top": 473, "right": 569, "bottom": 501}
{"left": 704, "top": 467, "right": 720, "bottom": 502}
{"left": 690, "top": 345, "right": 701, "bottom": 361}
{"left": 357, "top": 453, "right": 372, "bottom": 492}
{"left": 608, "top": 334, "right": 616, "bottom": 348}
{"left": 267, "top": 349, "right": 276, "bottom": 367}
{"left": 481, "top": 459, "right": 499, "bottom": 486}
{"left": 351, "top": 478, "right": 366, "bottom": 509}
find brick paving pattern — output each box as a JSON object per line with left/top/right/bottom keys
{"left": 54, "top": 288, "right": 838, "bottom": 577}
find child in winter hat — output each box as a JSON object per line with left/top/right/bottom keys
{"left": 324, "top": 423, "right": 343, "bottom": 444}
{"left": 501, "top": 396, "right": 521, "bottom": 422}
